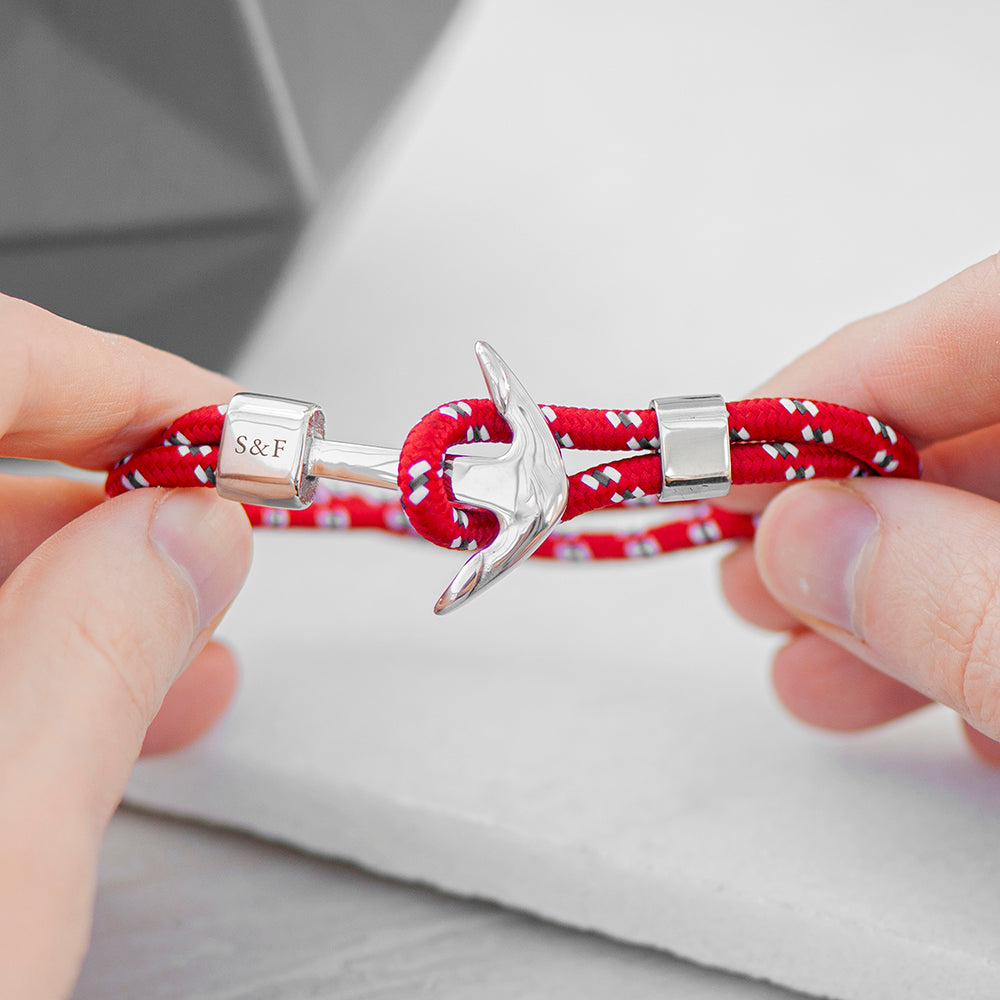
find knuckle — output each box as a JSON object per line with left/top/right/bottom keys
{"left": 929, "top": 553, "right": 1000, "bottom": 731}
{"left": 66, "top": 598, "right": 160, "bottom": 733}
{"left": 0, "top": 300, "right": 33, "bottom": 436}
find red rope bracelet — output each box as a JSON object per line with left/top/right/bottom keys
{"left": 106, "top": 396, "right": 919, "bottom": 561}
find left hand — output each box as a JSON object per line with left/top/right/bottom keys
{"left": 0, "top": 294, "right": 253, "bottom": 998}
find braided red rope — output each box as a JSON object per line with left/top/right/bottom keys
{"left": 106, "top": 397, "right": 919, "bottom": 561}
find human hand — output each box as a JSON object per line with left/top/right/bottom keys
{"left": 720, "top": 253, "right": 1000, "bottom": 763}
{"left": 0, "top": 295, "right": 253, "bottom": 998}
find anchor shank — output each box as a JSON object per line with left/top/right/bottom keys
{"left": 307, "top": 439, "right": 401, "bottom": 491}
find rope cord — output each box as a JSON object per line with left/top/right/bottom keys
{"left": 106, "top": 397, "right": 919, "bottom": 561}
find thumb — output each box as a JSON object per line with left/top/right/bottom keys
{"left": 0, "top": 487, "right": 250, "bottom": 998}
{"left": 754, "top": 478, "right": 1000, "bottom": 738}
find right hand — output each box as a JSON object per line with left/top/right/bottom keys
{"left": 719, "top": 253, "right": 1000, "bottom": 764}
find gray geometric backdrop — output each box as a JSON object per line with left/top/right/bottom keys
{"left": 0, "top": 0, "right": 457, "bottom": 369}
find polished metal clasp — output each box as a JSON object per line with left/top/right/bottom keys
{"left": 650, "top": 394, "right": 731, "bottom": 501}
{"left": 216, "top": 342, "right": 568, "bottom": 615}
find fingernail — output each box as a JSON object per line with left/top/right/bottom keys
{"left": 150, "top": 490, "right": 251, "bottom": 633}
{"left": 756, "top": 483, "right": 878, "bottom": 634}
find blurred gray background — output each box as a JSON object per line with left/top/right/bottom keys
{"left": 0, "top": 0, "right": 457, "bottom": 370}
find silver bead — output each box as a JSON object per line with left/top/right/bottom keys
{"left": 650, "top": 395, "right": 731, "bottom": 501}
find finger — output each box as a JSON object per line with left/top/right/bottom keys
{"left": 754, "top": 476, "right": 1000, "bottom": 741}
{"left": 0, "top": 488, "right": 250, "bottom": 999}
{"left": 0, "top": 474, "right": 104, "bottom": 581}
{"left": 0, "top": 293, "right": 238, "bottom": 468}
{"left": 0, "top": 476, "right": 241, "bottom": 756}
{"left": 141, "top": 640, "right": 240, "bottom": 756}
{"left": 961, "top": 721, "right": 1000, "bottom": 767}
{"left": 721, "top": 424, "right": 1000, "bottom": 631}
{"left": 720, "top": 543, "right": 800, "bottom": 631}
{"left": 772, "top": 631, "right": 930, "bottom": 731}
{"left": 748, "top": 253, "right": 1000, "bottom": 449}
{"left": 919, "top": 423, "right": 1000, "bottom": 500}
{"left": 0, "top": 488, "right": 251, "bottom": 819}
{"left": 716, "top": 254, "right": 1000, "bottom": 520}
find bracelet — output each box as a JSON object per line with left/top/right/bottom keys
{"left": 106, "top": 343, "right": 919, "bottom": 613}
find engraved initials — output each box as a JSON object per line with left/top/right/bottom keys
{"left": 232, "top": 434, "right": 288, "bottom": 460}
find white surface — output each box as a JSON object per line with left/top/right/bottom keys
{"left": 127, "top": 3, "right": 1000, "bottom": 998}
{"left": 76, "top": 809, "right": 806, "bottom": 999}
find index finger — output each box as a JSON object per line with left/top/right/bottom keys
{"left": 751, "top": 252, "right": 1000, "bottom": 450}
{"left": 0, "top": 294, "right": 239, "bottom": 469}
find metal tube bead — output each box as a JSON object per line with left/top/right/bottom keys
{"left": 650, "top": 395, "right": 731, "bottom": 501}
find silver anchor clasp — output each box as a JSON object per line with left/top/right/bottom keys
{"left": 216, "top": 342, "right": 568, "bottom": 615}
